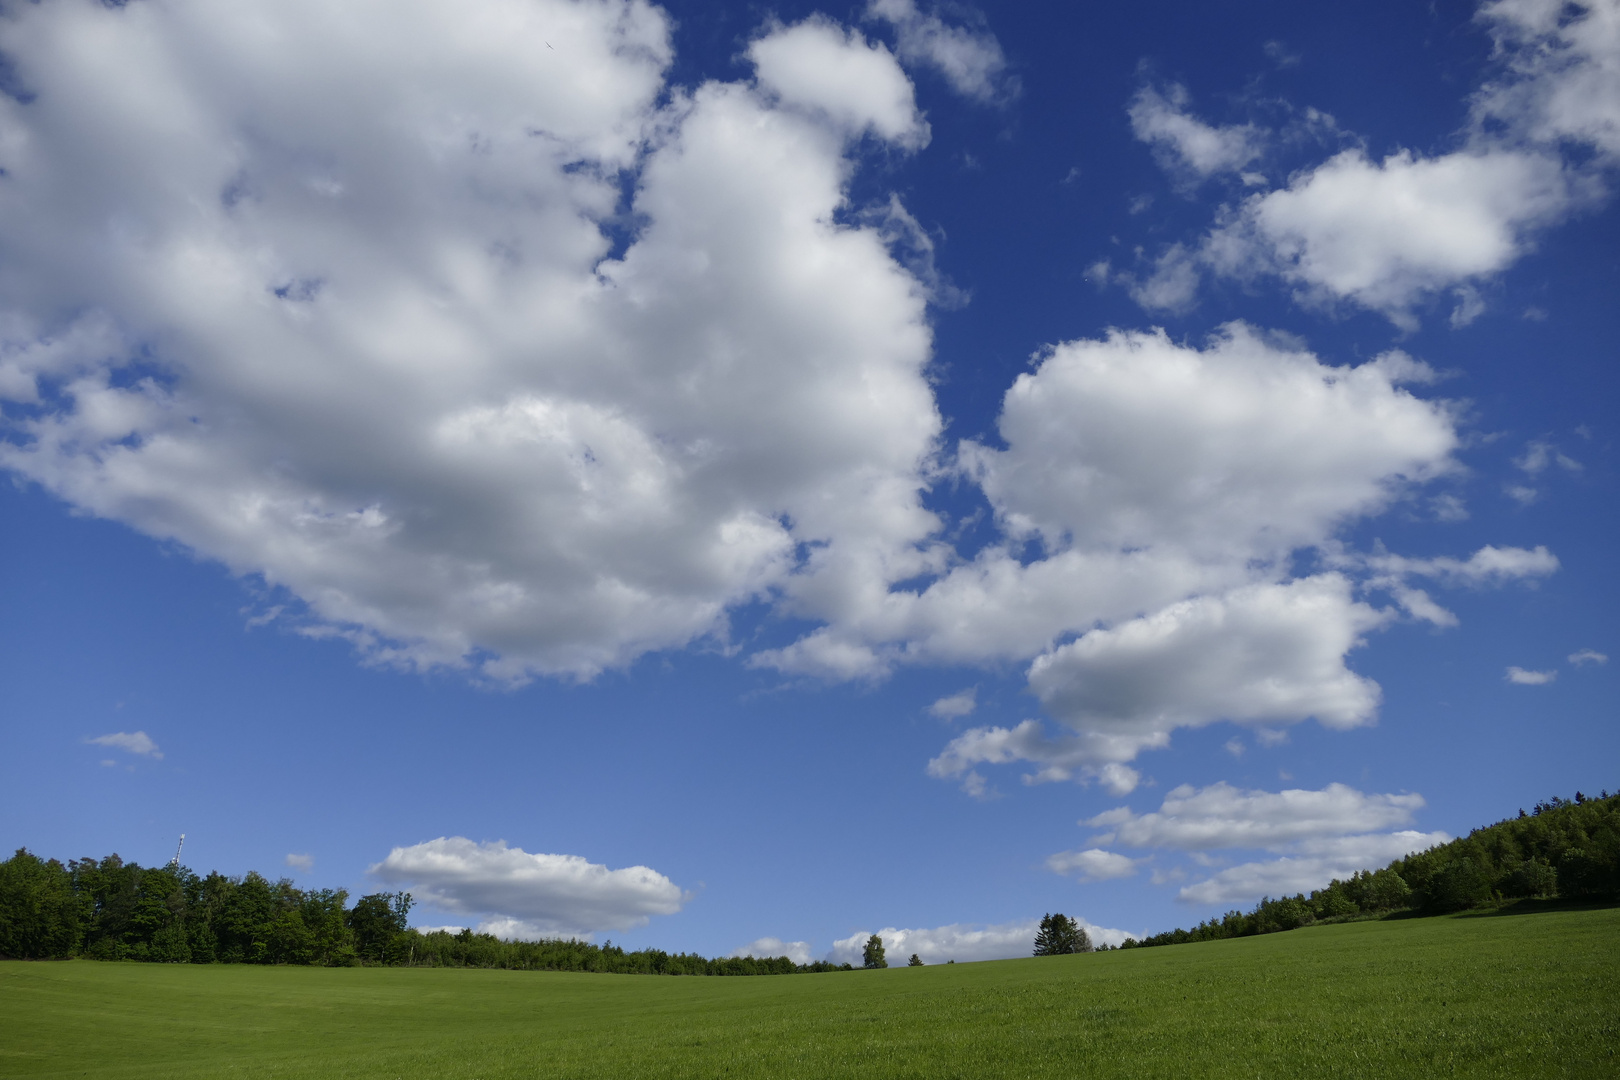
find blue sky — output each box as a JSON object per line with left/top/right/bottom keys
{"left": 1, "top": 0, "right": 1615, "bottom": 964}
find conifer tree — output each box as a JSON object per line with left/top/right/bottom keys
{"left": 1033, "top": 913, "right": 1091, "bottom": 955}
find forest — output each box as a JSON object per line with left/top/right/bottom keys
{"left": 2, "top": 790, "right": 1614, "bottom": 969}
{"left": 1110, "top": 789, "right": 1619, "bottom": 950}
{"left": 0, "top": 853, "right": 848, "bottom": 973}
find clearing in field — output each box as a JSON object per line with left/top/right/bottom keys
{"left": 3, "top": 905, "right": 1617, "bottom": 1079}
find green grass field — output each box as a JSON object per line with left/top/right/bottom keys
{"left": 4, "top": 906, "right": 1617, "bottom": 1079}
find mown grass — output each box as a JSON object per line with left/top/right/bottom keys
{"left": 3, "top": 905, "right": 1617, "bottom": 1079}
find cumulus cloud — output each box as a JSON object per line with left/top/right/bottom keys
{"left": 284, "top": 853, "right": 314, "bottom": 873}
{"left": 1473, "top": 0, "right": 1620, "bottom": 160}
{"left": 863, "top": 323, "right": 1483, "bottom": 783}
{"left": 829, "top": 916, "right": 1129, "bottom": 964}
{"left": 1177, "top": 830, "right": 1450, "bottom": 904}
{"left": 1569, "top": 649, "right": 1608, "bottom": 666}
{"left": 1045, "top": 848, "right": 1140, "bottom": 882}
{"left": 1199, "top": 148, "right": 1570, "bottom": 326}
{"left": 731, "top": 937, "right": 815, "bottom": 965}
{"left": 866, "top": 0, "right": 1016, "bottom": 104}
{"left": 1129, "top": 0, "right": 1620, "bottom": 325}
{"left": 748, "top": 18, "right": 928, "bottom": 147}
{"left": 0, "top": 0, "right": 946, "bottom": 682}
{"left": 369, "top": 837, "right": 685, "bottom": 938}
{"left": 962, "top": 326, "right": 1457, "bottom": 563}
{"left": 85, "top": 731, "right": 163, "bottom": 759}
{"left": 1506, "top": 666, "right": 1557, "bottom": 684}
{"left": 1129, "top": 84, "right": 1264, "bottom": 181}
{"left": 776, "top": 323, "right": 1456, "bottom": 685}
{"left": 0, "top": 0, "right": 1554, "bottom": 794}
{"left": 1084, "top": 782, "right": 1426, "bottom": 851}
{"left": 1031, "top": 576, "right": 1385, "bottom": 736}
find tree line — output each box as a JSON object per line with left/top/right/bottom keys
{"left": 4, "top": 790, "right": 1611, "bottom": 968}
{"left": 1111, "top": 789, "right": 1619, "bottom": 951}
{"left": 0, "top": 852, "right": 849, "bottom": 973}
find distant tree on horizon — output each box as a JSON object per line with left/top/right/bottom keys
{"left": 1033, "top": 913, "right": 1091, "bottom": 955}
{"left": 862, "top": 934, "right": 887, "bottom": 969}
{"left": 908, "top": 953, "right": 923, "bottom": 966}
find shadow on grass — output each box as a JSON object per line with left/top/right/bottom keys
{"left": 1455, "top": 897, "right": 1620, "bottom": 919}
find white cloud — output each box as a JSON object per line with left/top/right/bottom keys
{"left": 927, "top": 687, "right": 977, "bottom": 720}
{"left": 1569, "top": 649, "right": 1609, "bottom": 666}
{"left": 0, "top": 0, "right": 947, "bottom": 682}
{"left": 1045, "top": 848, "right": 1140, "bottom": 882}
{"left": 1373, "top": 544, "right": 1560, "bottom": 586}
{"left": 1325, "top": 543, "right": 1559, "bottom": 627}
{"left": 369, "top": 837, "right": 685, "bottom": 938}
{"left": 1131, "top": 0, "right": 1620, "bottom": 325}
{"left": 476, "top": 916, "right": 567, "bottom": 942}
{"left": 284, "top": 853, "right": 314, "bottom": 873}
{"left": 0, "top": 0, "right": 1551, "bottom": 797}
{"left": 748, "top": 18, "right": 928, "bottom": 148}
{"left": 962, "top": 325, "right": 1457, "bottom": 564}
{"left": 85, "top": 731, "right": 163, "bottom": 759}
{"left": 779, "top": 323, "right": 1456, "bottom": 692}
{"left": 1085, "top": 782, "right": 1426, "bottom": 852}
{"left": 1129, "top": 84, "right": 1264, "bottom": 180}
{"left": 730, "top": 937, "right": 815, "bottom": 965}
{"left": 866, "top": 0, "right": 1015, "bottom": 104}
{"left": 1474, "top": 0, "right": 1620, "bottom": 161}
{"left": 881, "top": 323, "right": 1459, "bottom": 781}
{"left": 829, "top": 916, "right": 1129, "bottom": 964}
{"left": 927, "top": 720, "right": 1145, "bottom": 791}
{"left": 1506, "top": 666, "right": 1557, "bottom": 684}
{"left": 1028, "top": 576, "right": 1387, "bottom": 751}
{"left": 1200, "top": 148, "right": 1570, "bottom": 326}
{"left": 1177, "top": 830, "right": 1450, "bottom": 905}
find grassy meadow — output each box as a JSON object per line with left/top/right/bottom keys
{"left": 4, "top": 905, "right": 1617, "bottom": 1079}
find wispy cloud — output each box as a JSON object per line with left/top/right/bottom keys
{"left": 85, "top": 731, "right": 163, "bottom": 759}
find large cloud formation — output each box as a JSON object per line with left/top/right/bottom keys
{"left": 370, "top": 837, "right": 685, "bottom": 938}
{"left": 0, "top": 0, "right": 942, "bottom": 680}
{"left": 0, "top": 0, "right": 1558, "bottom": 782}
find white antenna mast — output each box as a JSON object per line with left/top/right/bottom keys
{"left": 169, "top": 833, "right": 185, "bottom": 868}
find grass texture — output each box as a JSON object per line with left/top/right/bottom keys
{"left": 3, "top": 905, "right": 1616, "bottom": 1079}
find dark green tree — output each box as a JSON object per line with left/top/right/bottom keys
{"left": 862, "top": 934, "right": 887, "bottom": 969}
{"left": 907, "top": 953, "right": 923, "bottom": 966}
{"left": 348, "top": 891, "right": 413, "bottom": 962}
{"left": 1425, "top": 858, "right": 1493, "bottom": 913}
{"left": 0, "top": 849, "right": 85, "bottom": 959}
{"left": 1033, "top": 913, "right": 1091, "bottom": 955}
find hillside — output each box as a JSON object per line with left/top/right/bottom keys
{"left": 3, "top": 906, "right": 1616, "bottom": 1078}
{"left": 1116, "top": 789, "right": 1619, "bottom": 950}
